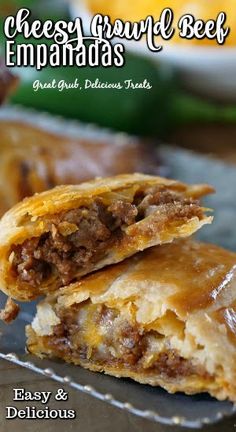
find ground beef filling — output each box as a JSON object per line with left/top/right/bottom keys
{"left": 41, "top": 303, "right": 206, "bottom": 379}
{"left": 12, "top": 187, "right": 203, "bottom": 287}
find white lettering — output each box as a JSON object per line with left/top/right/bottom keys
{"left": 178, "top": 12, "right": 229, "bottom": 44}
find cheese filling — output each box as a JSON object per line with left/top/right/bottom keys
{"left": 31, "top": 300, "right": 211, "bottom": 381}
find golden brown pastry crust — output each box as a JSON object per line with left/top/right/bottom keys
{"left": 27, "top": 240, "right": 236, "bottom": 402}
{"left": 0, "top": 120, "right": 160, "bottom": 215}
{"left": 0, "top": 174, "right": 213, "bottom": 301}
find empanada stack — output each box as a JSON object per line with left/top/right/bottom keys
{"left": 1, "top": 174, "right": 236, "bottom": 402}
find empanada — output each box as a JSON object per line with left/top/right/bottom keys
{"left": 27, "top": 240, "right": 236, "bottom": 402}
{"left": 0, "top": 174, "right": 213, "bottom": 301}
{"left": 0, "top": 120, "right": 160, "bottom": 215}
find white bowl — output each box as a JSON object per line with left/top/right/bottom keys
{"left": 70, "top": 1, "right": 236, "bottom": 102}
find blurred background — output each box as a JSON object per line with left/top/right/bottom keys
{"left": 0, "top": 0, "right": 236, "bottom": 147}
{"left": 1, "top": 0, "right": 236, "bottom": 204}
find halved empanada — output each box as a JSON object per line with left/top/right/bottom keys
{"left": 0, "top": 174, "right": 213, "bottom": 301}
{"left": 27, "top": 240, "right": 236, "bottom": 402}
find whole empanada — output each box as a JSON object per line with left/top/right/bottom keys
{"left": 0, "top": 174, "right": 213, "bottom": 301}
{"left": 0, "top": 120, "right": 160, "bottom": 215}
{"left": 27, "top": 240, "right": 236, "bottom": 402}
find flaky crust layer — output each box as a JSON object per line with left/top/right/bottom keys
{"left": 0, "top": 174, "right": 213, "bottom": 301}
{"left": 27, "top": 240, "right": 236, "bottom": 402}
